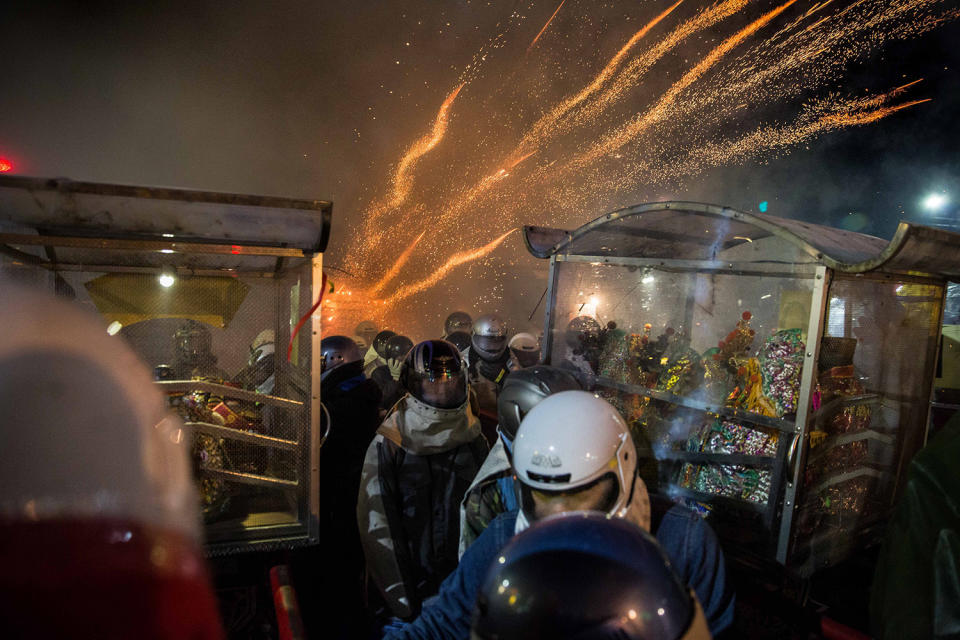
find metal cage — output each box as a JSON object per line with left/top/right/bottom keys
{"left": 0, "top": 175, "right": 332, "bottom": 556}
{"left": 525, "top": 201, "right": 960, "bottom": 575}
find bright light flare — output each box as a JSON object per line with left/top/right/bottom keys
{"left": 0, "top": 157, "right": 14, "bottom": 173}
{"left": 923, "top": 193, "right": 948, "bottom": 212}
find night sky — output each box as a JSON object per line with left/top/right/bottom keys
{"left": 2, "top": 0, "right": 958, "bottom": 337}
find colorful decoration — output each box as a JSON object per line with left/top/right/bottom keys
{"left": 758, "top": 328, "right": 806, "bottom": 417}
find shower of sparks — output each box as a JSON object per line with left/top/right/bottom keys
{"left": 368, "top": 230, "right": 425, "bottom": 295}
{"left": 374, "top": 229, "right": 517, "bottom": 306}
{"left": 337, "top": 0, "right": 956, "bottom": 324}
{"left": 527, "top": 0, "right": 566, "bottom": 54}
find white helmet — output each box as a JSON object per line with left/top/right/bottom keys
{"left": 512, "top": 391, "right": 649, "bottom": 532}
{"left": 508, "top": 332, "right": 540, "bottom": 368}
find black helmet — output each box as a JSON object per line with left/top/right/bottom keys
{"left": 444, "top": 311, "right": 473, "bottom": 337}
{"left": 496, "top": 365, "right": 581, "bottom": 444}
{"left": 445, "top": 330, "right": 471, "bottom": 352}
{"left": 320, "top": 335, "right": 362, "bottom": 376}
{"left": 384, "top": 334, "right": 414, "bottom": 361}
{"left": 471, "top": 513, "right": 710, "bottom": 640}
{"left": 174, "top": 320, "right": 214, "bottom": 365}
{"left": 373, "top": 330, "right": 398, "bottom": 358}
{"left": 400, "top": 339, "right": 467, "bottom": 409}
{"left": 564, "top": 315, "right": 602, "bottom": 349}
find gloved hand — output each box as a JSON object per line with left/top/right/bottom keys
{"left": 387, "top": 357, "right": 404, "bottom": 381}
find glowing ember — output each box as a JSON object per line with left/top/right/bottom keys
{"left": 527, "top": 0, "right": 567, "bottom": 54}
{"left": 0, "top": 158, "right": 13, "bottom": 173}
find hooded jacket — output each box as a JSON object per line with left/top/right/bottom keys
{"left": 357, "top": 393, "right": 488, "bottom": 619}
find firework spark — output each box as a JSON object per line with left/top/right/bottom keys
{"left": 527, "top": 0, "right": 566, "bottom": 53}
{"left": 375, "top": 229, "right": 517, "bottom": 307}
{"left": 567, "top": 0, "right": 799, "bottom": 171}
{"left": 336, "top": 0, "right": 955, "bottom": 331}
{"left": 368, "top": 231, "right": 425, "bottom": 295}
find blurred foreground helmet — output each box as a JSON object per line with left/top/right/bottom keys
{"left": 472, "top": 314, "right": 508, "bottom": 361}
{"left": 400, "top": 339, "right": 467, "bottom": 409}
{"left": 373, "top": 330, "right": 398, "bottom": 358}
{"left": 174, "top": 320, "right": 214, "bottom": 365}
{"left": 513, "top": 391, "right": 647, "bottom": 530}
{"left": 0, "top": 284, "right": 223, "bottom": 639}
{"left": 497, "top": 366, "right": 581, "bottom": 445}
{"left": 445, "top": 330, "right": 472, "bottom": 353}
{"left": 384, "top": 334, "right": 414, "bottom": 362}
{"left": 471, "top": 513, "right": 710, "bottom": 640}
{"left": 564, "top": 315, "right": 602, "bottom": 350}
{"left": 444, "top": 311, "right": 473, "bottom": 336}
{"left": 321, "top": 335, "right": 362, "bottom": 379}
{"left": 354, "top": 320, "right": 378, "bottom": 348}
{"left": 508, "top": 332, "right": 540, "bottom": 368}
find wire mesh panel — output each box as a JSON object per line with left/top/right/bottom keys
{"left": 789, "top": 275, "right": 943, "bottom": 573}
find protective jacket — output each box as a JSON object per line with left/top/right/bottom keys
{"left": 458, "top": 436, "right": 514, "bottom": 557}
{"left": 370, "top": 364, "right": 406, "bottom": 412}
{"left": 357, "top": 394, "right": 488, "bottom": 619}
{"left": 463, "top": 346, "right": 510, "bottom": 415}
{"left": 384, "top": 506, "right": 735, "bottom": 639}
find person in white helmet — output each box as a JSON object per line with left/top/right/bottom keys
{"left": 464, "top": 314, "right": 511, "bottom": 415}
{"left": 384, "top": 391, "right": 734, "bottom": 640}
{"left": 0, "top": 283, "right": 223, "bottom": 639}
{"left": 506, "top": 332, "right": 540, "bottom": 370}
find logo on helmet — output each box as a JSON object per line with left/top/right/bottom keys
{"left": 531, "top": 453, "right": 562, "bottom": 468}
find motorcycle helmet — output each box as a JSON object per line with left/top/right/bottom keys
{"left": 472, "top": 314, "right": 508, "bottom": 361}
{"left": 400, "top": 339, "right": 467, "bottom": 409}
{"left": 471, "top": 512, "right": 710, "bottom": 640}
{"left": 512, "top": 391, "right": 642, "bottom": 526}
{"left": 444, "top": 311, "right": 473, "bottom": 337}
{"left": 320, "top": 335, "right": 362, "bottom": 379}
{"left": 496, "top": 366, "right": 581, "bottom": 447}
{"left": 373, "top": 330, "right": 398, "bottom": 358}
{"left": 508, "top": 332, "right": 540, "bottom": 368}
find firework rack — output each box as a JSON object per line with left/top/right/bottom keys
{"left": 0, "top": 175, "right": 332, "bottom": 556}
{"left": 525, "top": 202, "right": 960, "bottom": 575}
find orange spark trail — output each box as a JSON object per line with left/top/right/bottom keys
{"left": 387, "top": 83, "right": 465, "bottom": 209}
{"left": 527, "top": 0, "right": 566, "bottom": 53}
{"left": 368, "top": 231, "right": 425, "bottom": 295}
{"left": 377, "top": 229, "right": 516, "bottom": 306}
{"left": 510, "top": 0, "right": 685, "bottom": 163}
{"left": 569, "top": 0, "right": 799, "bottom": 169}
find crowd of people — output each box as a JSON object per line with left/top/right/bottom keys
{"left": 316, "top": 311, "right": 735, "bottom": 639}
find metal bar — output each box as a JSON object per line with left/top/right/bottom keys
{"left": 595, "top": 376, "right": 799, "bottom": 433}
{"left": 308, "top": 254, "right": 323, "bottom": 545}
{"left": 669, "top": 487, "right": 769, "bottom": 514}
{"left": 831, "top": 270, "right": 945, "bottom": 287}
{"left": 555, "top": 254, "right": 819, "bottom": 277}
{"left": 156, "top": 380, "right": 305, "bottom": 408}
{"left": 2, "top": 260, "right": 283, "bottom": 278}
{"left": 0, "top": 233, "right": 307, "bottom": 257}
{"left": 804, "top": 430, "right": 895, "bottom": 464}
{"left": 540, "top": 255, "right": 559, "bottom": 364}
{"left": 182, "top": 422, "right": 299, "bottom": 451}
{"left": 806, "top": 467, "right": 884, "bottom": 494}
{"left": 657, "top": 451, "right": 776, "bottom": 467}
{"left": 776, "top": 265, "right": 831, "bottom": 564}
{"left": 199, "top": 467, "right": 299, "bottom": 488}
{"left": 810, "top": 394, "right": 880, "bottom": 426}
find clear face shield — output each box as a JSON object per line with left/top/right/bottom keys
{"left": 474, "top": 335, "right": 507, "bottom": 359}
{"left": 411, "top": 368, "right": 468, "bottom": 409}
{"left": 518, "top": 472, "right": 620, "bottom": 523}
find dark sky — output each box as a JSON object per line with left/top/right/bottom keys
{"left": 2, "top": 0, "right": 958, "bottom": 336}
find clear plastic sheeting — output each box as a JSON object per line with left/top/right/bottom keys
{"left": 530, "top": 201, "right": 953, "bottom": 573}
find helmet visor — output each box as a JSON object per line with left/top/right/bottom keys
{"left": 474, "top": 335, "right": 507, "bottom": 355}
{"left": 519, "top": 472, "right": 619, "bottom": 523}
{"left": 409, "top": 369, "right": 467, "bottom": 409}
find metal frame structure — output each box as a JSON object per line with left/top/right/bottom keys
{"left": 0, "top": 175, "right": 332, "bottom": 556}
{"left": 526, "top": 201, "right": 960, "bottom": 576}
